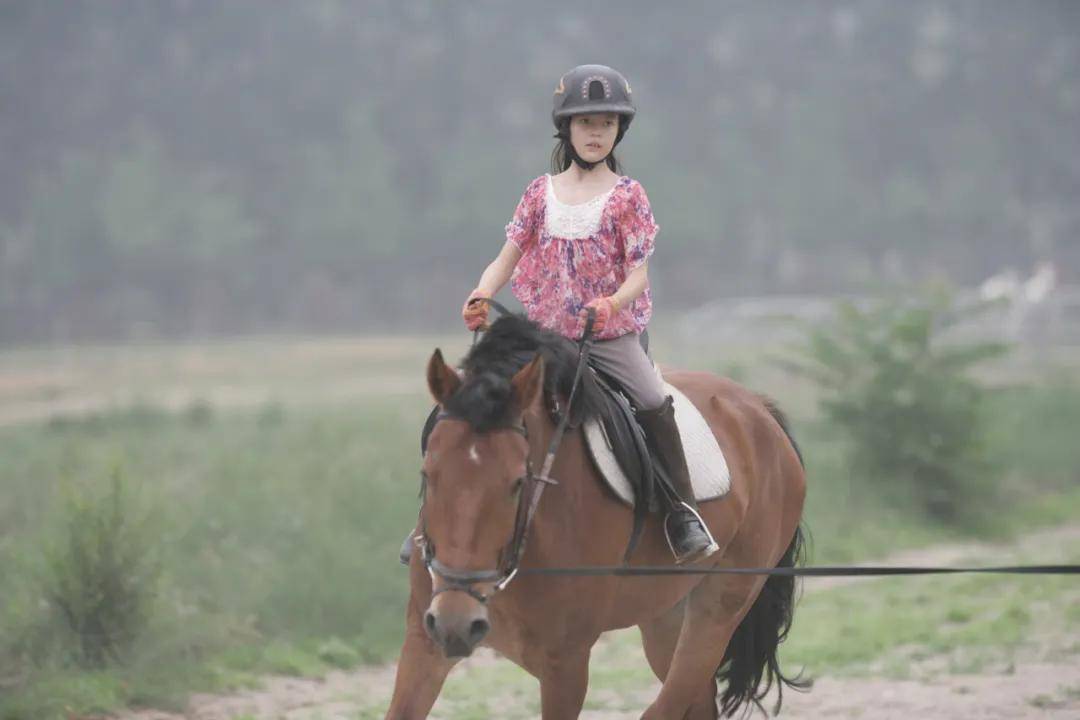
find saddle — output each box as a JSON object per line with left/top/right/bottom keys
{"left": 582, "top": 365, "right": 731, "bottom": 509}
{"left": 419, "top": 363, "right": 731, "bottom": 509}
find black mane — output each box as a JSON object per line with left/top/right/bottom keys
{"left": 445, "top": 314, "right": 603, "bottom": 432}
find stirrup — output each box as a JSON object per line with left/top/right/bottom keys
{"left": 663, "top": 501, "right": 719, "bottom": 565}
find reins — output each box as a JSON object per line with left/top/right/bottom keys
{"left": 494, "top": 304, "right": 596, "bottom": 591}
{"left": 516, "top": 563, "right": 1080, "bottom": 578}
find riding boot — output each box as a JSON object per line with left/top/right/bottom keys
{"left": 636, "top": 395, "right": 719, "bottom": 564}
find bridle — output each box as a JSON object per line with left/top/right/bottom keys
{"left": 416, "top": 301, "right": 596, "bottom": 604}
{"left": 417, "top": 412, "right": 551, "bottom": 604}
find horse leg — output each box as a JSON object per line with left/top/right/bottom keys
{"left": 638, "top": 598, "right": 685, "bottom": 681}
{"left": 683, "top": 679, "right": 722, "bottom": 720}
{"left": 384, "top": 598, "right": 458, "bottom": 720}
{"left": 639, "top": 574, "right": 765, "bottom": 720}
{"left": 534, "top": 645, "right": 592, "bottom": 720}
{"left": 640, "top": 600, "right": 720, "bottom": 719}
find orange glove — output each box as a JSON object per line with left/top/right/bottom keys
{"left": 581, "top": 296, "right": 619, "bottom": 335}
{"left": 462, "top": 288, "right": 491, "bottom": 331}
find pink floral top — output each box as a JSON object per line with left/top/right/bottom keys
{"left": 506, "top": 174, "right": 659, "bottom": 340}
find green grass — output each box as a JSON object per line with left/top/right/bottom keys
{"left": 795, "top": 376, "right": 1080, "bottom": 564}
{"left": 0, "top": 337, "right": 1078, "bottom": 718}
{"left": 436, "top": 662, "right": 541, "bottom": 720}
{"left": 781, "top": 540, "right": 1080, "bottom": 679}
{"left": 0, "top": 397, "right": 429, "bottom": 719}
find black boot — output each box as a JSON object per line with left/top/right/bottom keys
{"left": 636, "top": 396, "right": 719, "bottom": 564}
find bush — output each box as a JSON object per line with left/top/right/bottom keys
{"left": 42, "top": 468, "right": 162, "bottom": 668}
{"left": 790, "top": 290, "right": 1009, "bottom": 522}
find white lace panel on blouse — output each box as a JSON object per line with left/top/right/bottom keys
{"left": 544, "top": 174, "right": 615, "bottom": 239}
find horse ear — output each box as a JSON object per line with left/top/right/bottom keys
{"left": 426, "top": 348, "right": 461, "bottom": 406}
{"left": 510, "top": 354, "right": 545, "bottom": 412}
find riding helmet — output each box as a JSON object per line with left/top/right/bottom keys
{"left": 551, "top": 64, "right": 636, "bottom": 130}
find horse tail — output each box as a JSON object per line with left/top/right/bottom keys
{"left": 715, "top": 524, "right": 810, "bottom": 717}
{"left": 716, "top": 397, "right": 810, "bottom": 717}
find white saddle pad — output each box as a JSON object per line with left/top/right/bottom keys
{"left": 583, "top": 376, "right": 731, "bottom": 507}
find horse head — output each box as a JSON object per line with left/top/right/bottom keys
{"left": 419, "top": 347, "right": 546, "bottom": 658}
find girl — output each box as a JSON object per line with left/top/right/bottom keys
{"left": 461, "top": 64, "right": 718, "bottom": 564}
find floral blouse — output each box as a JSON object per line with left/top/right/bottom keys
{"left": 506, "top": 174, "right": 659, "bottom": 340}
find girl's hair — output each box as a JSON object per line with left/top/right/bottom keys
{"left": 549, "top": 116, "right": 629, "bottom": 174}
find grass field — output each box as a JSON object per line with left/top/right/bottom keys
{"left": 0, "top": 334, "right": 1078, "bottom": 719}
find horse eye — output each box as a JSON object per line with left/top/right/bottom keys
{"left": 510, "top": 477, "right": 524, "bottom": 496}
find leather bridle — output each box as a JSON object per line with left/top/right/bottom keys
{"left": 417, "top": 412, "right": 552, "bottom": 604}
{"left": 416, "top": 302, "right": 595, "bottom": 604}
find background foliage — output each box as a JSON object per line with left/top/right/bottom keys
{"left": 2, "top": 1, "right": 1079, "bottom": 343}
{"left": 2, "top": 2, "right": 1078, "bottom": 717}
{"left": 789, "top": 291, "right": 1009, "bottom": 522}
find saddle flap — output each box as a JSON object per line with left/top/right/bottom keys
{"left": 591, "top": 369, "right": 657, "bottom": 511}
{"left": 584, "top": 376, "right": 731, "bottom": 508}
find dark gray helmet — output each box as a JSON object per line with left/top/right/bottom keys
{"left": 551, "top": 64, "right": 636, "bottom": 129}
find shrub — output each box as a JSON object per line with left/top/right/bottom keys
{"left": 42, "top": 468, "right": 162, "bottom": 668}
{"left": 790, "top": 289, "right": 1009, "bottom": 522}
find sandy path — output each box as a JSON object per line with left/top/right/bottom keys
{"left": 117, "top": 524, "right": 1080, "bottom": 720}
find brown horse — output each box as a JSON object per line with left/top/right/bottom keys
{"left": 386, "top": 316, "right": 808, "bottom": 719}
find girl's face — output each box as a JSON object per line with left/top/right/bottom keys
{"left": 569, "top": 113, "right": 619, "bottom": 166}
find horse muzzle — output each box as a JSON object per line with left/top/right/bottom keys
{"left": 424, "top": 597, "right": 491, "bottom": 658}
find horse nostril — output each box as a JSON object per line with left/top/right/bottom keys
{"left": 468, "top": 617, "right": 490, "bottom": 643}
{"left": 424, "top": 611, "right": 438, "bottom": 638}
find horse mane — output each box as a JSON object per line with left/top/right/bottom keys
{"left": 445, "top": 314, "right": 604, "bottom": 433}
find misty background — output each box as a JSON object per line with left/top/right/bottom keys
{"left": 1, "top": 0, "right": 1078, "bottom": 345}
{"left": 3, "top": 5, "right": 1080, "bottom": 718}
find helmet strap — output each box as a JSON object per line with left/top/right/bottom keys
{"left": 554, "top": 117, "right": 625, "bottom": 172}
{"left": 569, "top": 145, "right": 603, "bottom": 171}
{"left": 565, "top": 132, "right": 610, "bottom": 171}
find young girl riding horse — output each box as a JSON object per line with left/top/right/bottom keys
{"left": 460, "top": 64, "right": 718, "bottom": 564}
{"left": 390, "top": 65, "right": 808, "bottom": 719}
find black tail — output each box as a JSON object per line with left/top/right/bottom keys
{"left": 716, "top": 398, "right": 810, "bottom": 717}
{"left": 715, "top": 525, "right": 810, "bottom": 717}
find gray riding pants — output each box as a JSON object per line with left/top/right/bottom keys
{"left": 587, "top": 331, "right": 668, "bottom": 412}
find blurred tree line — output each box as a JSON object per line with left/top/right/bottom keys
{"left": 1, "top": 0, "right": 1078, "bottom": 344}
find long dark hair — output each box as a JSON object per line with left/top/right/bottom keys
{"left": 549, "top": 116, "right": 629, "bottom": 174}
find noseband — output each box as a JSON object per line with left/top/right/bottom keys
{"left": 417, "top": 305, "right": 595, "bottom": 604}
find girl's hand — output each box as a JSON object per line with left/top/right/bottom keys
{"left": 462, "top": 288, "right": 491, "bottom": 330}
{"left": 582, "top": 296, "right": 619, "bottom": 334}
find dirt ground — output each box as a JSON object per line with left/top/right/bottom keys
{"left": 116, "top": 656, "right": 1080, "bottom": 719}
{"left": 117, "top": 633, "right": 1080, "bottom": 720}
{"left": 115, "top": 525, "right": 1080, "bottom": 720}
{"left": 769, "top": 660, "right": 1080, "bottom": 719}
